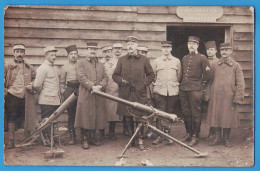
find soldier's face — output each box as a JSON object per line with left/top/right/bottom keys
{"left": 87, "top": 47, "right": 98, "bottom": 58}
{"left": 187, "top": 42, "right": 199, "bottom": 52}
{"left": 126, "top": 41, "right": 138, "bottom": 54}
{"left": 206, "top": 48, "right": 217, "bottom": 57}
{"left": 220, "top": 48, "right": 232, "bottom": 58}
{"left": 161, "top": 46, "right": 172, "bottom": 56}
{"left": 45, "top": 51, "right": 56, "bottom": 64}
{"left": 103, "top": 50, "right": 112, "bottom": 60}
{"left": 138, "top": 50, "right": 148, "bottom": 57}
{"left": 112, "top": 47, "right": 122, "bottom": 57}
{"left": 68, "top": 50, "right": 78, "bottom": 62}
{"left": 14, "top": 49, "right": 25, "bottom": 62}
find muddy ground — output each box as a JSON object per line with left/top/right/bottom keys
{"left": 4, "top": 119, "right": 254, "bottom": 167}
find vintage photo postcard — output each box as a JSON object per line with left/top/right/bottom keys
{"left": 3, "top": 6, "right": 254, "bottom": 167}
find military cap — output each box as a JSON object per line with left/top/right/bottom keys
{"left": 13, "top": 44, "right": 25, "bottom": 50}
{"left": 188, "top": 36, "right": 200, "bottom": 43}
{"left": 138, "top": 46, "right": 148, "bottom": 52}
{"left": 44, "top": 46, "right": 57, "bottom": 54}
{"left": 205, "top": 41, "right": 217, "bottom": 50}
{"left": 102, "top": 45, "right": 112, "bottom": 52}
{"left": 86, "top": 42, "right": 98, "bottom": 48}
{"left": 219, "top": 43, "right": 232, "bottom": 49}
{"left": 112, "top": 43, "right": 123, "bottom": 48}
{"left": 66, "top": 45, "right": 77, "bottom": 54}
{"left": 126, "top": 36, "right": 138, "bottom": 43}
{"left": 161, "top": 41, "right": 172, "bottom": 47}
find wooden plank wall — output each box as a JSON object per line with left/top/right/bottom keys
{"left": 4, "top": 6, "right": 254, "bottom": 121}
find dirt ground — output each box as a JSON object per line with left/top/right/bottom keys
{"left": 3, "top": 119, "right": 254, "bottom": 167}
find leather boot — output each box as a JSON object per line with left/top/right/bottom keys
{"left": 82, "top": 129, "right": 89, "bottom": 149}
{"left": 208, "top": 127, "right": 222, "bottom": 146}
{"left": 42, "top": 126, "right": 52, "bottom": 147}
{"left": 182, "top": 117, "right": 192, "bottom": 142}
{"left": 68, "top": 115, "right": 76, "bottom": 145}
{"left": 109, "top": 122, "right": 117, "bottom": 140}
{"left": 125, "top": 117, "right": 135, "bottom": 146}
{"left": 122, "top": 116, "right": 129, "bottom": 136}
{"left": 188, "top": 121, "right": 201, "bottom": 147}
{"left": 152, "top": 136, "right": 162, "bottom": 145}
{"left": 163, "top": 126, "right": 174, "bottom": 145}
{"left": 223, "top": 128, "right": 232, "bottom": 148}
{"left": 89, "top": 130, "right": 101, "bottom": 146}
{"left": 7, "top": 122, "right": 15, "bottom": 149}
{"left": 206, "top": 127, "right": 215, "bottom": 141}
{"left": 137, "top": 125, "right": 145, "bottom": 150}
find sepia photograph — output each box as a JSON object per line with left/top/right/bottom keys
{"left": 3, "top": 5, "right": 254, "bottom": 167}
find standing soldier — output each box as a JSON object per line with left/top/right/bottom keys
{"left": 60, "top": 45, "right": 79, "bottom": 145}
{"left": 207, "top": 43, "right": 245, "bottom": 147}
{"left": 179, "top": 36, "right": 211, "bottom": 147}
{"left": 137, "top": 46, "right": 148, "bottom": 57}
{"left": 4, "top": 44, "right": 36, "bottom": 148}
{"left": 112, "top": 43, "right": 123, "bottom": 59}
{"left": 103, "top": 45, "right": 120, "bottom": 140}
{"left": 152, "top": 41, "right": 181, "bottom": 145}
{"left": 75, "top": 42, "right": 108, "bottom": 149}
{"left": 204, "top": 41, "right": 219, "bottom": 142}
{"left": 113, "top": 36, "right": 155, "bottom": 150}
{"left": 33, "top": 46, "right": 61, "bottom": 146}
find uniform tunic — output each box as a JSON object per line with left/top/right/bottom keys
{"left": 104, "top": 58, "right": 120, "bottom": 121}
{"left": 207, "top": 57, "right": 245, "bottom": 128}
{"left": 75, "top": 57, "right": 108, "bottom": 129}
{"left": 112, "top": 53, "right": 155, "bottom": 116}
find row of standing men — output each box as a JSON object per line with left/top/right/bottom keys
{"left": 4, "top": 35, "right": 245, "bottom": 151}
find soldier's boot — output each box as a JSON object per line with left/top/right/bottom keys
{"left": 188, "top": 121, "right": 201, "bottom": 147}
{"left": 125, "top": 117, "right": 135, "bottom": 146}
{"left": 182, "top": 117, "right": 192, "bottom": 142}
{"left": 96, "top": 129, "right": 105, "bottom": 144}
{"left": 163, "top": 126, "right": 174, "bottom": 145}
{"left": 7, "top": 122, "right": 15, "bottom": 149}
{"left": 137, "top": 125, "right": 145, "bottom": 150}
{"left": 89, "top": 130, "right": 101, "bottom": 146}
{"left": 82, "top": 129, "right": 89, "bottom": 149}
{"left": 206, "top": 127, "right": 215, "bottom": 141}
{"left": 208, "top": 127, "right": 222, "bottom": 146}
{"left": 122, "top": 116, "right": 129, "bottom": 136}
{"left": 42, "top": 127, "right": 52, "bottom": 147}
{"left": 152, "top": 136, "right": 162, "bottom": 145}
{"left": 68, "top": 119, "right": 76, "bottom": 145}
{"left": 109, "top": 122, "right": 117, "bottom": 141}
{"left": 152, "top": 118, "right": 163, "bottom": 145}
{"left": 223, "top": 128, "right": 232, "bottom": 148}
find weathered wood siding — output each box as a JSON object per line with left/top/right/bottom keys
{"left": 4, "top": 6, "right": 254, "bottom": 120}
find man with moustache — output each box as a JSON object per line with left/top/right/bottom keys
{"left": 204, "top": 41, "right": 219, "bottom": 142}
{"left": 60, "top": 45, "right": 79, "bottom": 145}
{"left": 33, "top": 46, "right": 61, "bottom": 146}
{"left": 113, "top": 36, "right": 155, "bottom": 150}
{"left": 152, "top": 41, "right": 181, "bottom": 145}
{"left": 179, "top": 36, "right": 211, "bottom": 147}
{"left": 4, "top": 44, "right": 36, "bottom": 148}
{"left": 207, "top": 43, "right": 244, "bottom": 147}
{"left": 102, "top": 45, "right": 120, "bottom": 140}
{"left": 112, "top": 43, "right": 123, "bottom": 59}
{"left": 75, "top": 42, "right": 108, "bottom": 149}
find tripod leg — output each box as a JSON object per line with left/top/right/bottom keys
{"left": 119, "top": 123, "right": 142, "bottom": 158}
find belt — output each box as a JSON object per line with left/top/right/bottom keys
{"left": 67, "top": 81, "right": 80, "bottom": 89}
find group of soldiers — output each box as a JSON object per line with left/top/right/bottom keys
{"left": 4, "top": 35, "right": 245, "bottom": 151}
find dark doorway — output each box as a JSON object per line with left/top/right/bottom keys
{"left": 167, "top": 26, "right": 227, "bottom": 61}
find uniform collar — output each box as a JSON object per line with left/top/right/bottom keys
{"left": 161, "top": 54, "right": 173, "bottom": 61}
{"left": 87, "top": 57, "right": 98, "bottom": 63}
{"left": 218, "top": 57, "right": 234, "bottom": 66}
{"left": 44, "top": 59, "right": 54, "bottom": 66}
{"left": 10, "top": 59, "right": 30, "bottom": 69}
{"left": 127, "top": 52, "right": 140, "bottom": 59}
{"left": 208, "top": 55, "right": 217, "bottom": 60}
{"left": 189, "top": 50, "right": 198, "bottom": 55}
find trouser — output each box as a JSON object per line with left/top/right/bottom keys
{"left": 40, "top": 105, "right": 59, "bottom": 139}
{"left": 179, "top": 90, "right": 202, "bottom": 138}
{"left": 5, "top": 93, "right": 25, "bottom": 128}
{"left": 153, "top": 93, "right": 178, "bottom": 133}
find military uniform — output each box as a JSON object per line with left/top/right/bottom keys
{"left": 179, "top": 36, "right": 211, "bottom": 146}
{"left": 60, "top": 45, "right": 79, "bottom": 145}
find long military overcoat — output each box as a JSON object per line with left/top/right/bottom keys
{"left": 112, "top": 53, "right": 155, "bottom": 116}
{"left": 207, "top": 58, "right": 245, "bottom": 128}
{"left": 74, "top": 58, "right": 108, "bottom": 130}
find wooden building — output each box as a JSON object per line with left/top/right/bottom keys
{"left": 4, "top": 6, "right": 254, "bottom": 122}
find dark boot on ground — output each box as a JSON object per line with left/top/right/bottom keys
{"left": 122, "top": 116, "right": 129, "bottom": 136}
{"left": 82, "top": 129, "right": 89, "bottom": 149}
{"left": 68, "top": 115, "right": 76, "bottom": 145}
{"left": 152, "top": 136, "right": 162, "bottom": 145}
{"left": 208, "top": 127, "right": 222, "bottom": 146}
{"left": 223, "top": 128, "right": 232, "bottom": 148}
{"left": 182, "top": 117, "right": 192, "bottom": 142}
{"left": 89, "top": 130, "right": 101, "bottom": 146}
{"left": 7, "top": 122, "right": 15, "bottom": 149}
{"left": 42, "top": 126, "right": 53, "bottom": 147}
{"left": 188, "top": 121, "right": 201, "bottom": 147}
{"left": 109, "top": 122, "right": 117, "bottom": 141}
{"left": 125, "top": 117, "right": 134, "bottom": 146}
{"left": 206, "top": 127, "right": 215, "bottom": 141}
{"left": 163, "top": 126, "right": 174, "bottom": 145}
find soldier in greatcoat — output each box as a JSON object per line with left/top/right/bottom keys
{"left": 207, "top": 43, "right": 245, "bottom": 147}
{"left": 75, "top": 42, "right": 108, "bottom": 149}
{"left": 103, "top": 45, "right": 120, "bottom": 140}
{"left": 112, "top": 36, "right": 155, "bottom": 150}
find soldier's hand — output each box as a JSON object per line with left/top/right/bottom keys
{"left": 121, "top": 79, "right": 129, "bottom": 85}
